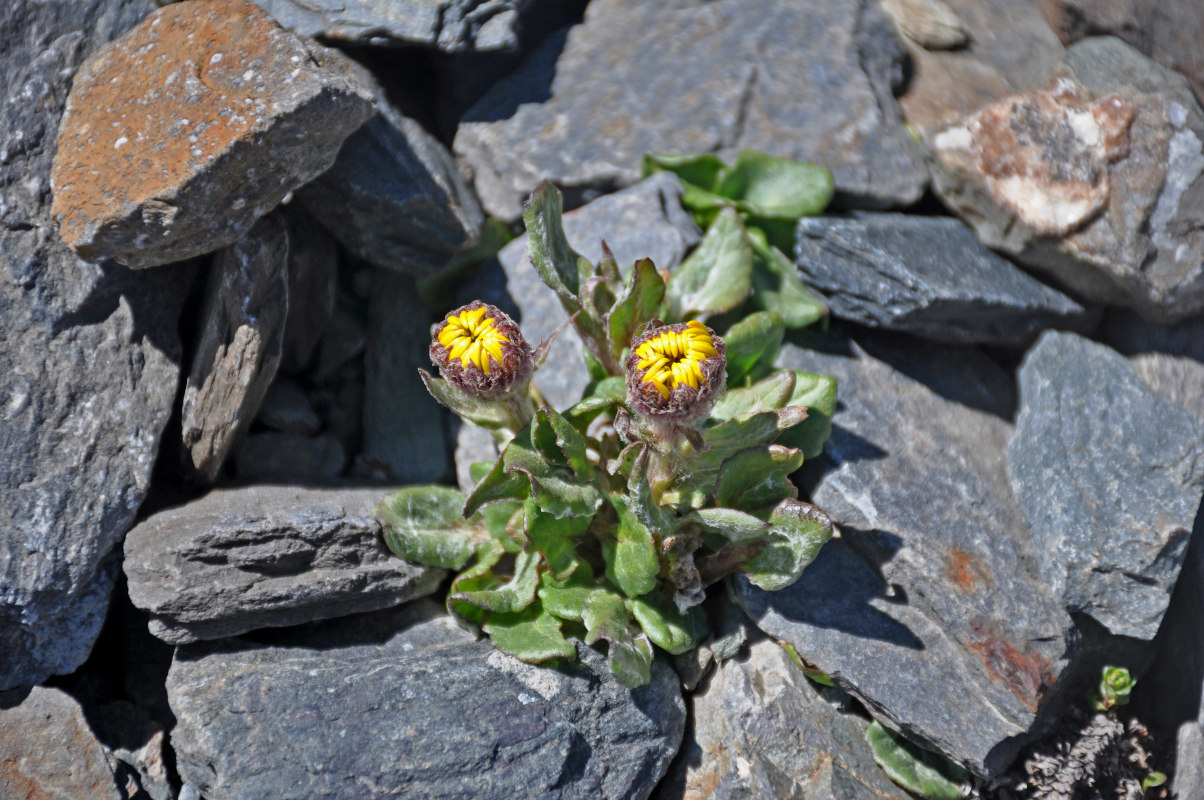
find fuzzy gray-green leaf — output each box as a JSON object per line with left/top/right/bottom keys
{"left": 718, "top": 151, "right": 834, "bottom": 220}
{"left": 743, "top": 499, "right": 833, "bottom": 591}
{"left": 605, "top": 493, "right": 660, "bottom": 598}
{"left": 484, "top": 600, "right": 578, "bottom": 663}
{"left": 724, "top": 311, "right": 785, "bottom": 385}
{"left": 665, "top": 207, "right": 752, "bottom": 319}
{"left": 714, "top": 444, "right": 803, "bottom": 512}
{"left": 865, "top": 721, "right": 968, "bottom": 800}
{"left": 583, "top": 590, "right": 653, "bottom": 688}
{"left": 608, "top": 258, "right": 666, "bottom": 360}
{"left": 522, "top": 181, "right": 590, "bottom": 301}
{"left": 711, "top": 371, "right": 796, "bottom": 420}
{"left": 375, "top": 485, "right": 482, "bottom": 570}
{"left": 747, "top": 229, "right": 827, "bottom": 329}
{"left": 628, "top": 592, "right": 708, "bottom": 655}
{"left": 420, "top": 371, "right": 515, "bottom": 430}
{"left": 776, "top": 370, "right": 837, "bottom": 458}
{"left": 452, "top": 548, "right": 541, "bottom": 614}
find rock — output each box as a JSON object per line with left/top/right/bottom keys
{"left": 879, "top": 0, "right": 967, "bottom": 49}
{"left": 1038, "top": 0, "right": 1204, "bottom": 103}
{"left": 250, "top": 0, "right": 559, "bottom": 51}
{"left": 481, "top": 172, "right": 700, "bottom": 412}
{"left": 454, "top": 0, "right": 926, "bottom": 222}
{"left": 234, "top": 432, "right": 346, "bottom": 482}
{"left": 656, "top": 636, "right": 912, "bottom": 800}
{"left": 739, "top": 330, "right": 1076, "bottom": 778}
{"left": 1008, "top": 331, "right": 1204, "bottom": 640}
{"left": 312, "top": 293, "right": 368, "bottom": 382}
{"left": 50, "top": 0, "right": 375, "bottom": 268}
{"left": 363, "top": 269, "right": 451, "bottom": 483}
{"left": 298, "top": 93, "right": 484, "bottom": 277}
{"left": 280, "top": 206, "right": 338, "bottom": 374}
{"left": 89, "top": 700, "right": 172, "bottom": 800}
{"left": 168, "top": 601, "right": 685, "bottom": 799}
{"left": 1101, "top": 310, "right": 1204, "bottom": 420}
{"left": 794, "top": 213, "right": 1088, "bottom": 345}
{"left": 0, "top": 0, "right": 189, "bottom": 692}
{"left": 256, "top": 377, "right": 322, "bottom": 435}
{"left": 931, "top": 38, "right": 1204, "bottom": 322}
{"left": 0, "top": 687, "right": 122, "bottom": 800}
{"left": 1174, "top": 721, "right": 1204, "bottom": 800}
{"left": 124, "top": 486, "right": 443, "bottom": 644}
{"left": 455, "top": 421, "right": 499, "bottom": 492}
{"left": 180, "top": 212, "right": 289, "bottom": 483}
{"left": 897, "top": 0, "right": 1065, "bottom": 136}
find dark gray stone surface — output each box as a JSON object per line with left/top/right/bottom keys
{"left": 180, "top": 212, "right": 290, "bottom": 483}
{"left": 0, "top": 687, "right": 122, "bottom": 800}
{"left": 1102, "top": 309, "right": 1204, "bottom": 421}
{"left": 299, "top": 97, "right": 484, "bottom": 277}
{"left": 1008, "top": 331, "right": 1204, "bottom": 640}
{"left": 256, "top": 377, "right": 322, "bottom": 435}
{"left": 363, "top": 269, "right": 451, "bottom": 483}
{"left": 280, "top": 206, "right": 338, "bottom": 375}
{"left": 234, "top": 431, "right": 346, "bottom": 482}
{"left": 168, "top": 601, "right": 685, "bottom": 800}
{"left": 795, "top": 213, "right": 1088, "bottom": 345}
{"left": 124, "top": 486, "right": 443, "bottom": 644}
{"left": 0, "top": 0, "right": 187, "bottom": 692}
{"left": 250, "top": 0, "right": 557, "bottom": 51}
{"left": 454, "top": 0, "right": 927, "bottom": 221}
{"left": 656, "top": 636, "right": 912, "bottom": 800}
{"left": 739, "top": 331, "right": 1075, "bottom": 778}
{"left": 50, "top": 0, "right": 375, "bottom": 268}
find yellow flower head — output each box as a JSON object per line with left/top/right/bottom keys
{"left": 626, "top": 319, "right": 726, "bottom": 422}
{"left": 430, "top": 301, "right": 531, "bottom": 396}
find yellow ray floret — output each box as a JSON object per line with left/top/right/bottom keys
{"left": 438, "top": 306, "right": 510, "bottom": 373}
{"left": 634, "top": 321, "right": 719, "bottom": 399}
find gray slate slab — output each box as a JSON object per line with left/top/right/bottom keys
{"left": 1102, "top": 309, "right": 1204, "bottom": 422}
{"left": 0, "top": 0, "right": 188, "bottom": 692}
{"left": 280, "top": 206, "right": 338, "bottom": 374}
{"left": 180, "top": 212, "right": 289, "bottom": 483}
{"left": 656, "top": 636, "right": 912, "bottom": 800}
{"left": 0, "top": 687, "right": 122, "bottom": 800}
{"left": 795, "top": 213, "right": 1088, "bottom": 345}
{"left": 454, "top": 0, "right": 927, "bottom": 221}
{"left": 124, "top": 486, "right": 444, "bottom": 644}
{"left": 233, "top": 432, "right": 346, "bottom": 482}
{"left": 739, "top": 331, "right": 1075, "bottom": 778}
{"left": 1008, "top": 331, "right": 1204, "bottom": 641}
{"left": 168, "top": 601, "right": 685, "bottom": 800}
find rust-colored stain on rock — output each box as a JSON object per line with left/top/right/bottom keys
{"left": 967, "top": 622, "right": 1057, "bottom": 712}
{"left": 945, "top": 547, "right": 991, "bottom": 591}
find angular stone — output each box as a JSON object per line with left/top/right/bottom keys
{"left": 0, "top": 687, "right": 121, "bottom": 800}
{"left": 656, "top": 636, "right": 912, "bottom": 800}
{"left": 795, "top": 213, "right": 1087, "bottom": 345}
{"left": 168, "top": 601, "right": 685, "bottom": 799}
{"left": 89, "top": 700, "right": 172, "bottom": 800}
{"left": 739, "top": 330, "right": 1075, "bottom": 778}
{"left": 124, "top": 486, "right": 443, "bottom": 644}
{"left": 250, "top": 0, "right": 558, "bottom": 51}
{"left": 1101, "top": 310, "right": 1204, "bottom": 421}
{"left": 298, "top": 93, "right": 484, "bottom": 277}
{"left": 255, "top": 376, "right": 322, "bottom": 435}
{"left": 0, "top": 0, "right": 187, "bottom": 692}
{"left": 454, "top": 0, "right": 927, "bottom": 221}
{"left": 234, "top": 432, "right": 346, "bottom": 482}
{"left": 280, "top": 206, "right": 337, "bottom": 374}
{"left": 932, "top": 38, "right": 1204, "bottom": 322}
{"left": 363, "top": 269, "right": 451, "bottom": 483}
{"left": 50, "top": 0, "right": 375, "bottom": 268}
{"left": 181, "top": 212, "right": 290, "bottom": 483}
{"left": 897, "top": 0, "right": 1065, "bottom": 136}
{"left": 1008, "top": 331, "right": 1204, "bottom": 640}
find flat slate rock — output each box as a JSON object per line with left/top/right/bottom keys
{"left": 180, "top": 212, "right": 289, "bottom": 483}
{"left": 656, "top": 636, "right": 912, "bottom": 800}
{"left": 0, "top": 0, "right": 188, "bottom": 692}
{"left": 1101, "top": 310, "right": 1204, "bottom": 423}
{"left": 739, "top": 331, "right": 1075, "bottom": 778}
{"left": 454, "top": 0, "right": 926, "bottom": 221}
{"left": 0, "top": 687, "right": 122, "bottom": 800}
{"left": 795, "top": 213, "right": 1087, "bottom": 345}
{"left": 124, "top": 486, "right": 444, "bottom": 644}
{"left": 280, "top": 206, "right": 338, "bottom": 374}
{"left": 168, "top": 601, "right": 685, "bottom": 800}
{"left": 1008, "top": 331, "right": 1204, "bottom": 641}
{"left": 233, "top": 431, "right": 346, "bottom": 482}
{"left": 50, "top": 0, "right": 375, "bottom": 268}
{"left": 251, "top": 0, "right": 556, "bottom": 51}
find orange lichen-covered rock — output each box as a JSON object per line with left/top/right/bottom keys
{"left": 50, "top": 0, "right": 374, "bottom": 268}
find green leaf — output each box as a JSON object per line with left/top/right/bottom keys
{"left": 420, "top": 371, "right": 515, "bottom": 430}
{"left": 628, "top": 446, "right": 675, "bottom": 535}
{"left": 717, "top": 151, "right": 834, "bottom": 220}
{"left": 583, "top": 590, "right": 654, "bottom": 688}
{"left": 723, "top": 311, "right": 785, "bottom": 385}
{"left": 482, "top": 499, "right": 524, "bottom": 552}
{"left": 743, "top": 499, "right": 833, "bottom": 591}
{"left": 522, "top": 181, "right": 591, "bottom": 300}
{"left": 452, "top": 548, "right": 541, "bottom": 614}
{"left": 607, "top": 258, "right": 666, "bottom": 361}
{"left": 776, "top": 370, "right": 837, "bottom": 459}
{"left": 533, "top": 407, "right": 594, "bottom": 479}
{"left": 747, "top": 229, "right": 827, "bottom": 330}
{"left": 447, "top": 539, "right": 506, "bottom": 627}
{"left": 531, "top": 474, "right": 604, "bottom": 519}
{"left": 604, "top": 493, "right": 660, "bottom": 598}
{"left": 375, "top": 486, "right": 483, "bottom": 570}
{"left": 463, "top": 435, "right": 537, "bottom": 517}
{"left": 688, "top": 507, "right": 769, "bottom": 542}
{"left": 484, "top": 599, "right": 578, "bottom": 663}
{"left": 628, "top": 591, "right": 708, "bottom": 655}
{"left": 865, "top": 721, "right": 968, "bottom": 800}
{"left": 525, "top": 498, "right": 590, "bottom": 582}
{"left": 538, "top": 564, "right": 598, "bottom": 620}
{"left": 665, "top": 207, "right": 753, "bottom": 320}
{"left": 714, "top": 444, "right": 803, "bottom": 512}
{"left": 711, "top": 371, "right": 796, "bottom": 420}
{"left": 642, "top": 152, "right": 725, "bottom": 190}
{"left": 566, "top": 376, "right": 626, "bottom": 429}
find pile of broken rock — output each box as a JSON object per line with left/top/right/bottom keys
{"left": 3, "top": 0, "right": 1204, "bottom": 798}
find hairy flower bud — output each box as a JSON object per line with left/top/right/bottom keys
{"left": 626, "top": 319, "right": 726, "bottom": 426}
{"left": 431, "top": 301, "right": 532, "bottom": 396}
